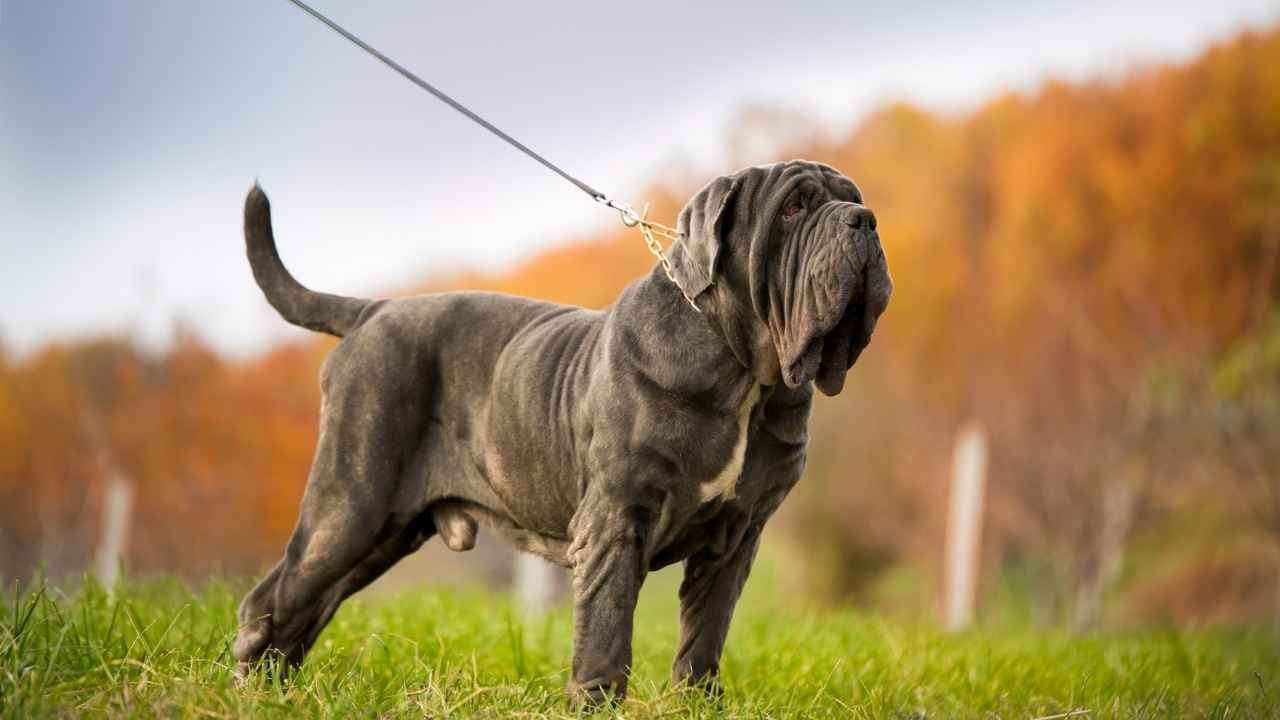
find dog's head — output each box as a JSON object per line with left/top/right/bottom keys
{"left": 670, "top": 160, "right": 892, "bottom": 396}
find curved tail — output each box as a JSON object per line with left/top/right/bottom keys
{"left": 244, "top": 184, "right": 377, "bottom": 338}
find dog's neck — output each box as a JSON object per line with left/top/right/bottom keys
{"left": 611, "top": 264, "right": 770, "bottom": 396}
{"left": 661, "top": 240, "right": 783, "bottom": 387}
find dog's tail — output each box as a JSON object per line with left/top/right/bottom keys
{"left": 244, "top": 184, "right": 376, "bottom": 338}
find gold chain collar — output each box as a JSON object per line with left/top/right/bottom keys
{"left": 614, "top": 203, "right": 701, "bottom": 313}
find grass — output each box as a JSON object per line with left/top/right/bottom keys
{"left": 2, "top": 564, "right": 1278, "bottom": 718}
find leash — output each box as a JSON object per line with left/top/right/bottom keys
{"left": 280, "top": 0, "right": 701, "bottom": 311}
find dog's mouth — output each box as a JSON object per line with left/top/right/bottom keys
{"left": 784, "top": 289, "right": 866, "bottom": 396}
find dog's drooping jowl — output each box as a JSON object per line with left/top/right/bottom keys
{"left": 232, "top": 160, "right": 892, "bottom": 705}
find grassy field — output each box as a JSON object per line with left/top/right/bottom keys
{"left": 3, "top": 563, "right": 1278, "bottom": 719}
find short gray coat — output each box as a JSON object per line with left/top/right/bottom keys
{"left": 232, "top": 159, "right": 892, "bottom": 706}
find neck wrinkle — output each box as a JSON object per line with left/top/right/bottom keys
{"left": 615, "top": 263, "right": 742, "bottom": 381}
{"left": 663, "top": 242, "right": 781, "bottom": 388}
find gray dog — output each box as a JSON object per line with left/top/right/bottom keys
{"left": 232, "top": 159, "right": 892, "bottom": 705}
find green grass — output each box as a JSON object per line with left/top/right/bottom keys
{"left": 2, "top": 565, "right": 1278, "bottom": 718}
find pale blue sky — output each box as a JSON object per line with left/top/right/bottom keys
{"left": 2, "top": 0, "right": 1276, "bottom": 356}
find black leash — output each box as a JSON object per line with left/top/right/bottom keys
{"left": 282, "top": 0, "right": 612, "bottom": 202}
{"left": 279, "top": 0, "right": 702, "bottom": 310}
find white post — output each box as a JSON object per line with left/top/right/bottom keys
{"left": 944, "top": 422, "right": 987, "bottom": 631}
{"left": 94, "top": 473, "right": 133, "bottom": 588}
{"left": 515, "top": 553, "right": 557, "bottom": 616}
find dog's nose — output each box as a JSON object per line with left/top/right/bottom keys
{"left": 848, "top": 206, "right": 877, "bottom": 232}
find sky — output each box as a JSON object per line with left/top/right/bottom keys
{"left": 2, "top": 0, "right": 1277, "bottom": 358}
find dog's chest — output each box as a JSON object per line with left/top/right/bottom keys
{"left": 698, "top": 382, "right": 762, "bottom": 503}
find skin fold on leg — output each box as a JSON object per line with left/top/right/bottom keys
{"left": 234, "top": 341, "right": 421, "bottom": 675}
{"left": 565, "top": 501, "right": 648, "bottom": 708}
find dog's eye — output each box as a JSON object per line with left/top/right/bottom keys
{"left": 783, "top": 203, "right": 803, "bottom": 219}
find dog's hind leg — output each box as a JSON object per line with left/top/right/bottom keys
{"left": 234, "top": 337, "right": 427, "bottom": 675}
{"left": 235, "top": 510, "right": 431, "bottom": 677}
{"left": 297, "top": 513, "right": 436, "bottom": 652}
{"left": 234, "top": 484, "right": 398, "bottom": 672}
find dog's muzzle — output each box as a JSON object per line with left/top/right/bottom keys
{"left": 783, "top": 204, "right": 890, "bottom": 397}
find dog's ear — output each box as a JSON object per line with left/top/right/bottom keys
{"left": 672, "top": 174, "right": 742, "bottom": 298}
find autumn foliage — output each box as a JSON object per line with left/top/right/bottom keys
{"left": 3, "top": 28, "right": 1280, "bottom": 627}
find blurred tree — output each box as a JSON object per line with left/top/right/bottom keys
{"left": 1212, "top": 312, "right": 1280, "bottom": 628}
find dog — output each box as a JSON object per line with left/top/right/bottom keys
{"left": 232, "top": 159, "right": 892, "bottom": 705}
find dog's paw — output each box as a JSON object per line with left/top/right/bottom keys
{"left": 565, "top": 678, "right": 626, "bottom": 712}
{"left": 671, "top": 663, "right": 725, "bottom": 702}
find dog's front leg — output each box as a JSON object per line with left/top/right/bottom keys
{"left": 671, "top": 520, "right": 762, "bottom": 692}
{"left": 565, "top": 497, "right": 648, "bottom": 708}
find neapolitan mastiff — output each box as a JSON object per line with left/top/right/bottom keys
{"left": 233, "top": 160, "right": 892, "bottom": 705}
